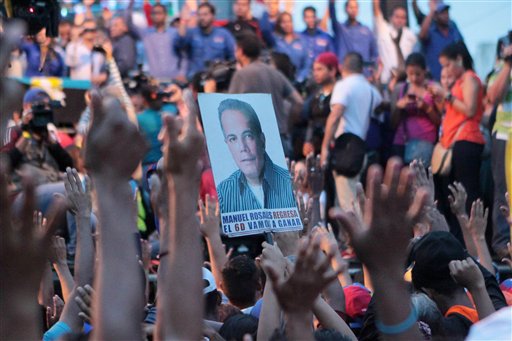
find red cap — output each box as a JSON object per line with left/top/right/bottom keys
{"left": 315, "top": 52, "right": 339, "bottom": 70}
{"left": 343, "top": 284, "right": 371, "bottom": 318}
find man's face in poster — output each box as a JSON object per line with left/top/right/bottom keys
{"left": 221, "top": 109, "right": 266, "bottom": 183}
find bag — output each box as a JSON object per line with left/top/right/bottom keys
{"left": 431, "top": 142, "right": 452, "bottom": 175}
{"left": 431, "top": 120, "right": 468, "bottom": 175}
{"left": 330, "top": 133, "right": 367, "bottom": 177}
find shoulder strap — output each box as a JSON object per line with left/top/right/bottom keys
{"left": 450, "top": 119, "right": 470, "bottom": 148}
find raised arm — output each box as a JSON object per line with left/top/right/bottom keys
{"left": 449, "top": 258, "right": 495, "bottom": 320}
{"left": 487, "top": 50, "right": 512, "bottom": 105}
{"left": 331, "top": 158, "right": 428, "bottom": 341}
{"left": 329, "top": 0, "right": 341, "bottom": 37}
{"left": 49, "top": 236, "right": 74, "bottom": 302}
{"left": 418, "top": 1, "right": 437, "bottom": 41}
{"left": 467, "top": 200, "right": 494, "bottom": 274}
{"left": 155, "top": 94, "right": 205, "bottom": 340}
{"left": 199, "top": 194, "right": 228, "bottom": 289}
{"left": 85, "top": 93, "right": 148, "bottom": 340}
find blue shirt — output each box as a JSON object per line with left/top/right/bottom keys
{"left": 421, "top": 21, "right": 463, "bottom": 81}
{"left": 329, "top": 1, "right": 378, "bottom": 64}
{"left": 174, "top": 27, "right": 236, "bottom": 79}
{"left": 273, "top": 34, "right": 310, "bottom": 82}
{"left": 21, "top": 42, "right": 65, "bottom": 77}
{"left": 300, "top": 28, "right": 335, "bottom": 64}
{"left": 126, "top": 7, "right": 186, "bottom": 80}
{"left": 217, "top": 153, "right": 296, "bottom": 213}
{"left": 137, "top": 104, "right": 177, "bottom": 165}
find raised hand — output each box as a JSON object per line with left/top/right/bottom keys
{"left": 198, "top": 194, "right": 220, "bottom": 238}
{"left": 160, "top": 101, "right": 204, "bottom": 180}
{"left": 85, "top": 92, "right": 147, "bottom": 179}
{"left": 410, "top": 159, "right": 435, "bottom": 207}
{"left": 46, "top": 295, "right": 64, "bottom": 328}
{"left": 330, "top": 158, "right": 428, "bottom": 272}
{"left": 449, "top": 257, "right": 484, "bottom": 291}
{"left": 468, "top": 199, "right": 489, "bottom": 240}
{"left": 448, "top": 182, "right": 467, "bottom": 217}
{"left": 260, "top": 241, "right": 287, "bottom": 278}
{"left": 76, "top": 285, "right": 94, "bottom": 324}
{"left": 48, "top": 236, "right": 67, "bottom": 265}
{"left": 64, "top": 168, "right": 92, "bottom": 217}
{"left": 0, "top": 170, "right": 65, "bottom": 340}
{"left": 262, "top": 235, "right": 342, "bottom": 313}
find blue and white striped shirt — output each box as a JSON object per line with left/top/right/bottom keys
{"left": 217, "top": 154, "right": 296, "bottom": 213}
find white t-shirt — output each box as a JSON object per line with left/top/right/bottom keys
{"left": 248, "top": 182, "right": 264, "bottom": 208}
{"left": 65, "top": 41, "right": 105, "bottom": 80}
{"left": 374, "top": 14, "right": 417, "bottom": 84}
{"left": 331, "top": 74, "right": 382, "bottom": 139}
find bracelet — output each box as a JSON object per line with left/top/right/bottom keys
{"left": 375, "top": 305, "right": 418, "bottom": 335}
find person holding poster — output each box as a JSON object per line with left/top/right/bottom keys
{"left": 216, "top": 98, "right": 295, "bottom": 212}
{"left": 198, "top": 93, "right": 302, "bottom": 237}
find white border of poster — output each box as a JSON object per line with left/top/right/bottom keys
{"left": 198, "top": 93, "right": 302, "bottom": 237}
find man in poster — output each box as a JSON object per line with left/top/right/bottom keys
{"left": 216, "top": 98, "right": 296, "bottom": 213}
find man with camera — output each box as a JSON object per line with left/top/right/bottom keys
{"left": 1, "top": 88, "right": 73, "bottom": 192}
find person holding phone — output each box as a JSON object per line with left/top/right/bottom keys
{"left": 391, "top": 52, "right": 441, "bottom": 166}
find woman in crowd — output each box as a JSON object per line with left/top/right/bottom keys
{"left": 273, "top": 12, "right": 309, "bottom": 83}
{"left": 429, "top": 42, "right": 485, "bottom": 241}
{"left": 391, "top": 52, "right": 441, "bottom": 166}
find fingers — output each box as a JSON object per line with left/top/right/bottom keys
{"left": 407, "top": 187, "right": 429, "bottom": 225}
{"left": 329, "top": 207, "right": 360, "bottom": 240}
{"left": 365, "top": 164, "right": 383, "bottom": 215}
{"left": 383, "top": 157, "right": 402, "bottom": 196}
{"left": 355, "top": 182, "right": 366, "bottom": 214}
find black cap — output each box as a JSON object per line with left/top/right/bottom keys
{"left": 410, "top": 231, "right": 466, "bottom": 292}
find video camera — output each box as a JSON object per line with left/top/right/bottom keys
{"left": 195, "top": 60, "right": 237, "bottom": 93}
{"left": 497, "top": 31, "right": 512, "bottom": 62}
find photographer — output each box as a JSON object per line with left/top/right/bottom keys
{"left": 1, "top": 88, "right": 73, "bottom": 192}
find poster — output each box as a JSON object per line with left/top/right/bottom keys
{"left": 198, "top": 93, "right": 302, "bottom": 237}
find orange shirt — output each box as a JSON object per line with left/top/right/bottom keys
{"left": 445, "top": 305, "right": 479, "bottom": 323}
{"left": 440, "top": 71, "right": 485, "bottom": 148}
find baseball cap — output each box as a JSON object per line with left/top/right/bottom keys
{"left": 410, "top": 231, "right": 466, "bottom": 291}
{"left": 315, "top": 52, "right": 339, "bottom": 70}
{"left": 23, "top": 88, "right": 51, "bottom": 105}
{"left": 343, "top": 283, "right": 371, "bottom": 319}
{"left": 203, "top": 267, "right": 217, "bottom": 294}
{"left": 435, "top": 2, "right": 450, "bottom": 13}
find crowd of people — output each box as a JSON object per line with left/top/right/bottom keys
{"left": 1, "top": 0, "right": 512, "bottom": 340}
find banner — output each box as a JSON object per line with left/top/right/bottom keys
{"left": 198, "top": 93, "right": 302, "bottom": 237}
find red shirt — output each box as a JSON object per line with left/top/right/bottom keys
{"left": 440, "top": 70, "right": 485, "bottom": 148}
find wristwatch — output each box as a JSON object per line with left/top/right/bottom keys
{"left": 445, "top": 92, "right": 454, "bottom": 103}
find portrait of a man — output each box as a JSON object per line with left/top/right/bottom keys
{"left": 216, "top": 98, "right": 296, "bottom": 213}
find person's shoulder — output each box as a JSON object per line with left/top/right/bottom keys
{"left": 269, "top": 161, "right": 292, "bottom": 180}
{"left": 217, "top": 170, "right": 242, "bottom": 191}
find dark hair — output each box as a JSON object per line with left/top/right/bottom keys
{"left": 204, "top": 290, "right": 221, "bottom": 319}
{"left": 343, "top": 52, "right": 363, "bottom": 73}
{"left": 405, "top": 52, "right": 427, "bottom": 70}
{"left": 275, "top": 11, "right": 292, "bottom": 36}
{"left": 345, "top": 0, "right": 357, "bottom": 9}
{"left": 235, "top": 32, "right": 261, "bottom": 60}
{"left": 219, "top": 313, "right": 258, "bottom": 341}
{"left": 153, "top": 3, "right": 167, "bottom": 12}
{"left": 271, "top": 52, "right": 295, "bottom": 81}
{"left": 221, "top": 255, "right": 260, "bottom": 308}
{"left": 439, "top": 41, "right": 474, "bottom": 70}
{"left": 314, "top": 328, "right": 354, "bottom": 341}
{"left": 218, "top": 99, "right": 263, "bottom": 137}
{"left": 303, "top": 6, "right": 317, "bottom": 16}
{"left": 391, "top": 5, "right": 406, "bottom": 16}
{"left": 198, "top": 2, "right": 216, "bottom": 15}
